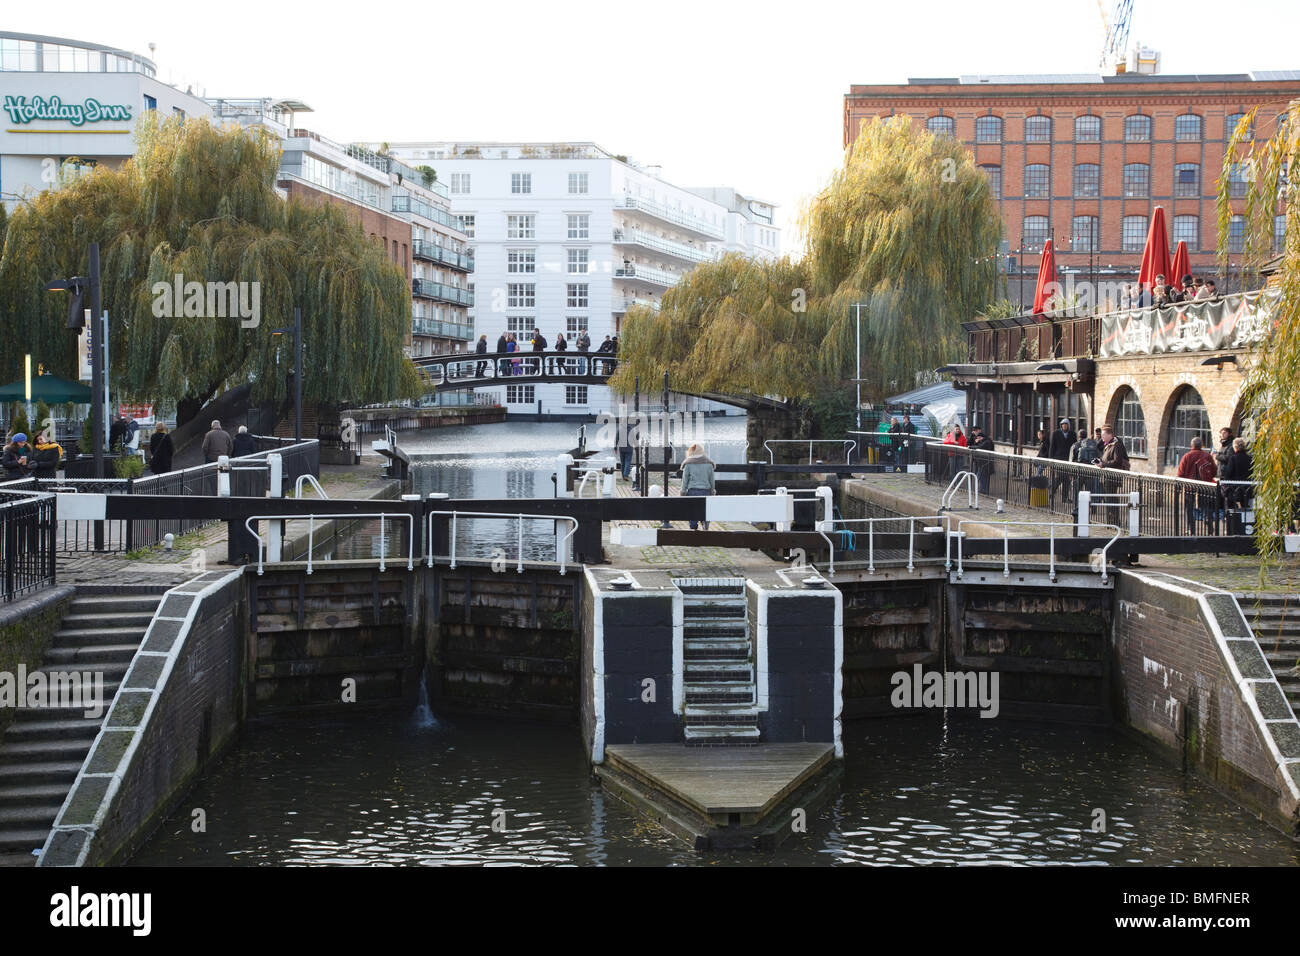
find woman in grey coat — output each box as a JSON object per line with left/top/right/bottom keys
{"left": 680, "top": 443, "right": 716, "bottom": 530}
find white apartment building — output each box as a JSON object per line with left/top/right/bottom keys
{"left": 384, "top": 141, "right": 779, "bottom": 418}
{"left": 209, "top": 99, "right": 474, "bottom": 361}
{"left": 685, "top": 187, "right": 780, "bottom": 261}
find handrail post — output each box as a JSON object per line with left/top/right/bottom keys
{"left": 517, "top": 514, "right": 524, "bottom": 573}
{"left": 1003, "top": 524, "right": 1010, "bottom": 578}
{"left": 378, "top": 515, "right": 386, "bottom": 573}
{"left": 907, "top": 519, "right": 915, "bottom": 573}
{"left": 307, "top": 516, "right": 314, "bottom": 575}
{"left": 1049, "top": 523, "right": 1056, "bottom": 582}
{"left": 868, "top": 522, "right": 874, "bottom": 574}
{"left": 449, "top": 513, "right": 458, "bottom": 569}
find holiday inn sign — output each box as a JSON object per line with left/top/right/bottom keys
{"left": 3, "top": 94, "right": 132, "bottom": 126}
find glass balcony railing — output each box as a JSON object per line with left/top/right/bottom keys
{"left": 612, "top": 227, "right": 715, "bottom": 264}
{"left": 412, "top": 238, "right": 474, "bottom": 272}
{"left": 614, "top": 264, "right": 680, "bottom": 288}
{"left": 412, "top": 278, "right": 474, "bottom": 307}
{"left": 412, "top": 316, "right": 475, "bottom": 340}
{"left": 392, "top": 194, "right": 462, "bottom": 231}
{"left": 613, "top": 195, "right": 725, "bottom": 240}
{"left": 613, "top": 297, "right": 661, "bottom": 313}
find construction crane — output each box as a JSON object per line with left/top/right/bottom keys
{"left": 1097, "top": 0, "right": 1134, "bottom": 71}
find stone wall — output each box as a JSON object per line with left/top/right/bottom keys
{"left": 0, "top": 586, "right": 76, "bottom": 738}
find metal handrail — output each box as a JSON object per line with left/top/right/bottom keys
{"left": 426, "top": 510, "right": 579, "bottom": 575}
{"left": 574, "top": 458, "right": 616, "bottom": 498}
{"left": 940, "top": 470, "right": 979, "bottom": 511}
{"left": 764, "top": 439, "right": 857, "bottom": 465}
{"left": 832, "top": 515, "right": 948, "bottom": 574}
{"left": 947, "top": 519, "right": 1122, "bottom": 583}
{"left": 294, "top": 474, "right": 329, "bottom": 499}
{"left": 245, "top": 512, "right": 415, "bottom": 575}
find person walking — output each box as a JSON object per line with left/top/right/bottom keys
{"left": 232, "top": 425, "right": 257, "bottom": 457}
{"left": 553, "top": 332, "right": 568, "bottom": 374}
{"left": 1097, "top": 424, "right": 1131, "bottom": 512}
{"left": 1220, "top": 437, "right": 1254, "bottom": 532}
{"left": 496, "top": 331, "right": 509, "bottom": 376}
{"left": 679, "top": 443, "right": 716, "bottom": 531}
{"left": 202, "top": 420, "right": 233, "bottom": 463}
{"left": 1176, "top": 436, "right": 1217, "bottom": 533}
{"left": 897, "top": 413, "right": 917, "bottom": 469}
{"left": 969, "top": 425, "right": 995, "bottom": 493}
{"left": 475, "top": 334, "right": 489, "bottom": 377}
{"left": 149, "top": 422, "right": 175, "bottom": 475}
{"left": 1047, "top": 418, "right": 1075, "bottom": 506}
{"left": 506, "top": 333, "right": 520, "bottom": 376}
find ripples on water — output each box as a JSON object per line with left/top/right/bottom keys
{"left": 132, "top": 710, "right": 1300, "bottom": 867}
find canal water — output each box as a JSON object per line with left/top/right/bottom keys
{"left": 133, "top": 419, "right": 1300, "bottom": 866}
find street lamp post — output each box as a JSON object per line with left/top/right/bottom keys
{"left": 45, "top": 241, "right": 105, "bottom": 479}
{"left": 853, "top": 302, "right": 863, "bottom": 430}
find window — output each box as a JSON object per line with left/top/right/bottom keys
{"left": 568, "top": 172, "right": 589, "bottom": 194}
{"left": 507, "top": 214, "right": 535, "bottom": 239}
{"left": 1174, "top": 114, "right": 1202, "bottom": 141}
{"left": 567, "top": 249, "right": 589, "bottom": 274}
{"left": 507, "top": 283, "right": 535, "bottom": 308}
{"left": 143, "top": 94, "right": 157, "bottom": 111}
{"left": 1227, "top": 214, "right": 1246, "bottom": 253}
{"left": 565, "top": 385, "right": 589, "bottom": 406}
{"left": 450, "top": 173, "right": 471, "bottom": 194}
{"left": 1025, "top": 115, "right": 1052, "bottom": 142}
{"left": 926, "top": 115, "right": 954, "bottom": 137}
{"left": 975, "top": 116, "right": 1002, "bottom": 143}
{"left": 1022, "top": 216, "right": 1050, "bottom": 253}
{"left": 1114, "top": 388, "right": 1148, "bottom": 457}
{"left": 1124, "top": 114, "right": 1151, "bottom": 141}
{"left": 1071, "top": 216, "right": 1099, "bottom": 253}
{"left": 1276, "top": 214, "right": 1288, "bottom": 253}
{"left": 993, "top": 391, "right": 1017, "bottom": 444}
{"left": 511, "top": 172, "right": 532, "bottom": 194}
{"left": 1164, "top": 387, "right": 1211, "bottom": 467}
{"left": 507, "top": 315, "right": 533, "bottom": 334}
{"left": 567, "top": 214, "right": 589, "bottom": 239}
{"left": 172, "top": 107, "right": 185, "bottom": 122}
{"left": 507, "top": 249, "right": 535, "bottom": 274}
{"left": 566, "top": 316, "right": 586, "bottom": 335}
{"left": 455, "top": 214, "right": 475, "bottom": 237}
{"left": 1228, "top": 162, "right": 1251, "bottom": 199}
{"left": 505, "top": 385, "right": 535, "bottom": 405}
{"left": 1074, "top": 115, "right": 1101, "bottom": 142}
{"left": 1172, "top": 214, "right": 1200, "bottom": 251}
{"left": 1024, "top": 164, "right": 1050, "bottom": 198}
{"left": 1073, "top": 163, "right": 1100, "bottom": 198}
{"left": 1122, "top": 215, "right": 1148, "bottom": 252}
{"left": 567, "top": 283, "right": 589, "bottom": 308}
{"left": 1173, "top": 163, "right": 1199, "bottom": 198}
{"left": 980, "top": 165, "right": 1002, "bottom": 199}
{"left": 1122, "top": 163, "right": 1150, "bottom": 198}
{"left": 1225, "top": 112, "right": 1252, "bottom": 141}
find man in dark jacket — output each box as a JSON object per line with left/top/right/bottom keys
{"left": 202, "top": 420, "right": 234, "bottom": 463}
{"left": 496, "top": 332, "right": 509, "bottom": 376}
{"left": 232, "top": 425, "right": 257, "bottom": 457}
{"left": 475, "top": 334, "right": 489, "bottom": 377}
{"left": 1048, "top": 419, "right": 1076, "bottom": 506}
{"left": 1220, "top": 437, "right": 1254, "bottom": 519}
{"left": 969, "top": 425, "right": 995, "bottom": 493}
{"left": 896, "top": 413, "right": 918, "bottom": 469}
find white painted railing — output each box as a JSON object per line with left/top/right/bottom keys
{"left": 832, "top": 515, "right": 947, "bottom": 574}
{"left": 763, "top": 439, "right": 857, "bottom": 465}
{"left": 940, "top": 470, "right": 979, "bottom": 511}
{"left": 427, "top": 510, "right": 579, "bottom": 575}
{"left": 245, "top": 512, "right": 416, "bottom": 575}
{"left": 946, "top": 519, "right": 1122, "bottom": 583}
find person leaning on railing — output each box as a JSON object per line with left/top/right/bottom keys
{"left": 1096, "top": 425, "right": 1130, "bottom": 507}
{"left": 1176, "top": 436, "right": 1217, "bottom": 534}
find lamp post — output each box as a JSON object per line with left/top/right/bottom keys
{"left": 45, "top": 241, "right": 104, "bottom": 478}
{"left": 853, "top": 301, "right": 864, "bottom": 430}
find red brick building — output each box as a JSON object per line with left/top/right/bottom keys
{"left": 844, "top": 72, "right": 1300, "bottom": 305}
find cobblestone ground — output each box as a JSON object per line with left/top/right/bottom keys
{"left": 56, "top": 463, "right": 396, "bottom": 587}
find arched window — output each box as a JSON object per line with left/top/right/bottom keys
{"left": 1165, "top": 386, "right": 1211, "bottom": 467}
{"left": 1074, "top": 115, "right": 1101, "bottom": 142}
{"left": 1225, "top": 112, "right": 1252, "bottom": 141}
{"left": 1073, "top": 163, "right": 1100, "bottom": 198}
{"left": 1024, "top": 164, "right": 1050, "bottom": 197}
{"left": 1124, "top": 114, "right": 1152, "bottom": 141}
{"left": 1123, "top": 163, "right": 1150, "bottom": 198}
{"left": 926, "top": 115, "right": 955, "bottom": 137}
{"left": 975, "top": 115, "right": 1002, "bottom": 143}
{"left": 1025, "top": 115, "right": 1052, "bottom": 142}
{"left": 1174, "top": 114, "right": 1202, "bottom": 141}
{"left": 980, "top": 164, "right": 1002, "bottom": 198}
{"left": 1114, "top": 388, "right": 1148, "bottom": 457}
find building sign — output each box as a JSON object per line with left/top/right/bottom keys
{"left": 3, "top": 94, "right": 132, "bottom": 127}
{"left": 1099, "top": 289, "right": 1278, "bottom": 358}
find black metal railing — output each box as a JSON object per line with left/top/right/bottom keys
{"left": 921, "top": 441, "right": 1264, "bottom": 538}
{"left": 1, "top": 489, "right": 57, "bottom": 601}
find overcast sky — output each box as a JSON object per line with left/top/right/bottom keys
{"left": 8, "top": 0, "right": 1296, "bottom": 250}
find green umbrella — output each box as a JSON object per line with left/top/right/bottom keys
{"left": 0, "top": 373, "right": 92, "bottom": 404}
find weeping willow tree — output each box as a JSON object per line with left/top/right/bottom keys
{"left": 1217, "top": 100, "right": 1300, "bottom": 564}
{"left": 612, "top": 116, "right": 1002, "bottom": 407}
{"left": 0, "top": 111, "right": 421, "bottom": 423}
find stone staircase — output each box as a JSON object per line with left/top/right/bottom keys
{"left": 1237, "top": 592, "right": 1300, "bottom": 718}
{"left": 0, "top": 591, "right": 163, "bottom": 866}
{"left": 677, "top": 579, "right": 760, "bottom": 745}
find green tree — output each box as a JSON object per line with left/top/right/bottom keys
{"left": 1216, "top": 103, "right": 1300, "bottom": 564}
{"left": 0, "top": 112, "right": 421, "bottom": 423}
{"left": 612, "top": 116, "right": 1001, "bottom": 404}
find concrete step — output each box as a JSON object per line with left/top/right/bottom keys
{"left": 685, "top": 703, "right": 760, "bottom": 721}
{"left": 684, "top": 661, "right": 753, "bottom": 680}
{"left": 2, "top": 719, "right": 101, "bottom": 743}
{"left": 0, "top": 829, "right": 49, "bottom": 857}
{"left": 0, "top": 850, "right": 39, "bottom": 867}
{"left": 684, "top": 638, "right": 750, "bottom": 655}
{"left": 52, "top": 626, "right": 147, "bottom": 647}
{"left": 0, "top": 762, "right": 83, "bottom": 786}
{"left": 1262, "top": 650, "right": 1299, "bottom": 670}
{"left": 42, "top": 644, "right": 142, "bottom": 666}
{"left": 59, "top": 611, "right": 156, "bottom": 631}
{"left": 68, "top": 595, "right": 163, "bottom": 616}
{"left": 683, "top": 622, "right": 747, "bottom": 636}
{"left": 684, "top": 725, "right": 761, "bottom": 744}
{"left": 11, "top": 699, "right": 110, "bottom": 721}
{"left": 0, "top": 738, "right": 94, "bottom": 764}
{"left": 0, "top": 804, "right": 59, "bottom": 828}
{"left": 0, "top": 783, "right": 69, "bottom": 808}
{"left": 683, "top": 604, "right": 746, "bottom": 618}
{"left": 684, "top": 680, "right": 755, "bottom": 699}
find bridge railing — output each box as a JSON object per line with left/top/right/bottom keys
{"left": 0, "top": 487, "right": 57, "bottom": 602}
{"left": 415, "top": 350, "right": 618, "bottom": 385}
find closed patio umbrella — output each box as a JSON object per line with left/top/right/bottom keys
{"left": 1169, "top": 240, "right": 1191, "bottom": 291}
{"left": 1031, "top": 239, "right": 1058, "bottom": 316}
{"left": 1137, "top": 206, "right": 1172, "bottom": 299}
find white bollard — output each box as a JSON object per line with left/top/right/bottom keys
{"left": 1077, "top": 489, "right": 1091, "bottom": 536}
{"left": 1128, "top": 490, "right": 1140, "bottom": 537}
{"left": 267, "top": 453, "right": 283, "bottom": 499}
{"left": 217, "top": 455, "right": 231, "bottom": 497}
{"left": 267, "top": 452, "right": 285, "bottom": 563}
{"left": 602, "top": 471, "right": 615, "bottom": 497}
{"left": 814, "top": 485, "right": 833, "bottom": 532}
{"left": 775, "top": 486, "right": 791, "bottom": 532}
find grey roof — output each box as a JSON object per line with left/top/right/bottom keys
{"left": 1253, "top": 70, "right": 1300, "bottom": 81}
{"left": 887, "top": 380, "right": 964, "bottom": 407}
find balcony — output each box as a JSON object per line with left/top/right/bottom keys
{"left": 612, "top": 297, "right": 661, "bottom": 313}
{"left": 614, "top": 264, "right": 680, "bottom": 290}
{"left": 392, "top": 194, "right": 462, "bottom": 232}
{"left": 614, "top": 195, "right": 724, "bottom": 241}
{"left": 412, "top": 316, "right": 474, "bottom": 340}
{"left": 412, "top": 278, "right": 474, "bottom": 307}
{"left": 412, "top": 239, "right": 474, "bottom": 272}
{"left": 613, "top": 227, "right": 715, "bottom": 264}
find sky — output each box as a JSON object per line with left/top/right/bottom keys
{"left": 6, "top": 0, "right": 1297, "bottom": 250}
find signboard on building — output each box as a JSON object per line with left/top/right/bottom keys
{"left": 1098, "top": 290, "right": 1278, "bottom": 358}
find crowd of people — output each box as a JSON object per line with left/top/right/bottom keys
{"left": 473, "top": 329, "right": 619, "bottom": 378}
{"left": 1124, "top": 274, "right": 1220, "bottom": 308}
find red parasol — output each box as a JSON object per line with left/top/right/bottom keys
{"left": 1169, "top": 241, "right": 1191, "bottom": 291}
{"left": 1031, "top": 238, "right": 1058, "bottom": 316}
{"left": 1137, "top": 206, "right": 1172, "bottom": 298}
